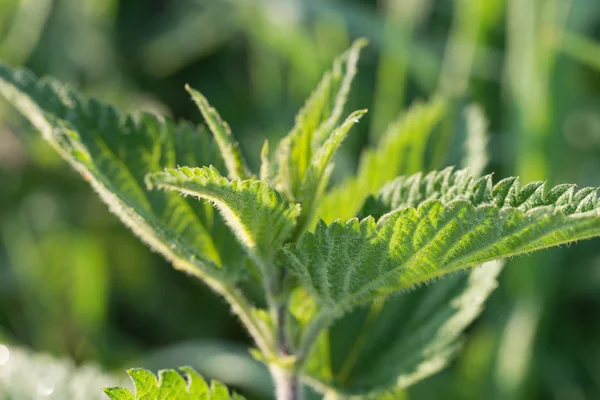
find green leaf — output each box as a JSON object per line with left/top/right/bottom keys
{"left": 156, "top": 370, "right": 188, "bottom": 399}
{"left": 285, "top": 168, "right": 600, "bottom": 314}
{"left": 146, "top": 166, "right": 301, "bottom": 271}
{"left": 104, "top": 367, "right": 245, "bottom": 400}
{"left": 0, "top": 64, "right": 247, "bottom": 283}
{"left": 273, "top": 39, "right": 367, "bottom": 201}
{"left": 301, "top": 109, "right": 496, "bottom": 395}
{"left": 104, "top": 387, "right": 135, "bottom": 400}
{"left": 210, "top": 381, "right": 230, "bottom": 399}
{"left": 303, "top": 261, "right": 503, "bottom": 395}
{"left": 179, "top": 366, "right": 209, "bottom": 394}
{"left": 316, "top": 97, "right": 447, "bottom": 224}
{"left": 127, "top": 369, "right": 159, "bottom": 397}
{"left": 186, "top": 85, "right": 251, "bottom": 180}
{"left": 137, "top": 342, "right": 272, "bottom": 397}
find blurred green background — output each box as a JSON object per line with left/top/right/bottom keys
{"left": 2, "top": 0, "right": 600, "bottom": 398}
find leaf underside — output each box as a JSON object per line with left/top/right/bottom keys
{"left": 104, "top": 367, "right": 245, "bottom": 400}
{"left": 304, "top": 260, "right": 503, "bottom": 395}
{"left": 285, "top": 167, "right": 600, "bottom": 313}
{"left": 0, "top": 64, "right": 248, "bottom": 283}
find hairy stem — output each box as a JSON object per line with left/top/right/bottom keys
{"left": 271, "top": 296, "right": 303, "bottom": 399}
{"left": 275, "top": 302, "right": 291, "bottom": 355}
{"left": 271, "top": 366, "right": 302, "bottom": 400}
{"left": 264, "top": 263, "right": 303, "bottom": 399}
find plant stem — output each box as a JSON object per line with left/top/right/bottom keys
{"left": 270, "top": 366, "right": 302, "bottom": 400}
{"left": 275, "top": 301, "right": 291, "bottom": 355}
{"left": 270, "top": 296, "right": 303, "bottom": 400}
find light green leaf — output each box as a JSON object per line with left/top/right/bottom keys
{"left": 156, "top": 370, "right": 188, "bottom": 399}
{"left": 137, "top": 341, "right": 272, "bottom": 397}
{"left": 186, "top": 85, "right": 251, "bottom": 180}
{"left": 103, "top": 387, "right": 135, "bottom": 400}
{"left": 104, "top": 367, "right": 244, "bottom": 400}
{"left": 146, "top": 166, "right": 301, "bottom": 271}
{"left": 179, "top": 367, "right": 209, "bottom": 394}
{"left": 127, "top": 369, "right": 159, "bottom": 397}
{"left": 0, "top": 64, "right": 247, "bottom": 283}
{"left": 285, "top": 168, "right": 600, "bottom": 314}
{"left": 210, "top": 381, "right": 230, "bottom": 399}
{"left": 316, "top": 97, "right": 447, "bottom": 224}
{"left": 273, "top": 39, "right": 366, "bottom": 201}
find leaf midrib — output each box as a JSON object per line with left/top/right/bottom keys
{"left": 331, "top": 205, "right": 600, "bottom": 311}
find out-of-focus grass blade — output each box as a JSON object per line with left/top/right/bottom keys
{"left": 0, "top": 0, "right": 52, "bottom": 64}
{"left": 559, "top": 29, "right": 600, "bottom": 72}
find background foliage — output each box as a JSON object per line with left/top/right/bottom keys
{"left": 1, "top": 0, "right": 600, "bottom": 398}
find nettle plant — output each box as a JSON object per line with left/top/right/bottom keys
{"left": 2, "top": 40, "right": 600, "bottom": 400}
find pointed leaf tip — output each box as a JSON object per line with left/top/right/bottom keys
{"left": 186, "top": 85, "right": 251, "bottom": 180}
{"left": 0, "top": 63, "right": 250, "bottom": 281}
{"left": 272, "top": 38, "right": 367, "bottom": 202}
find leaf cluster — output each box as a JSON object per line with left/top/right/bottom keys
{"left": 2, "top": 39, "right": 600, "bottom": 399}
